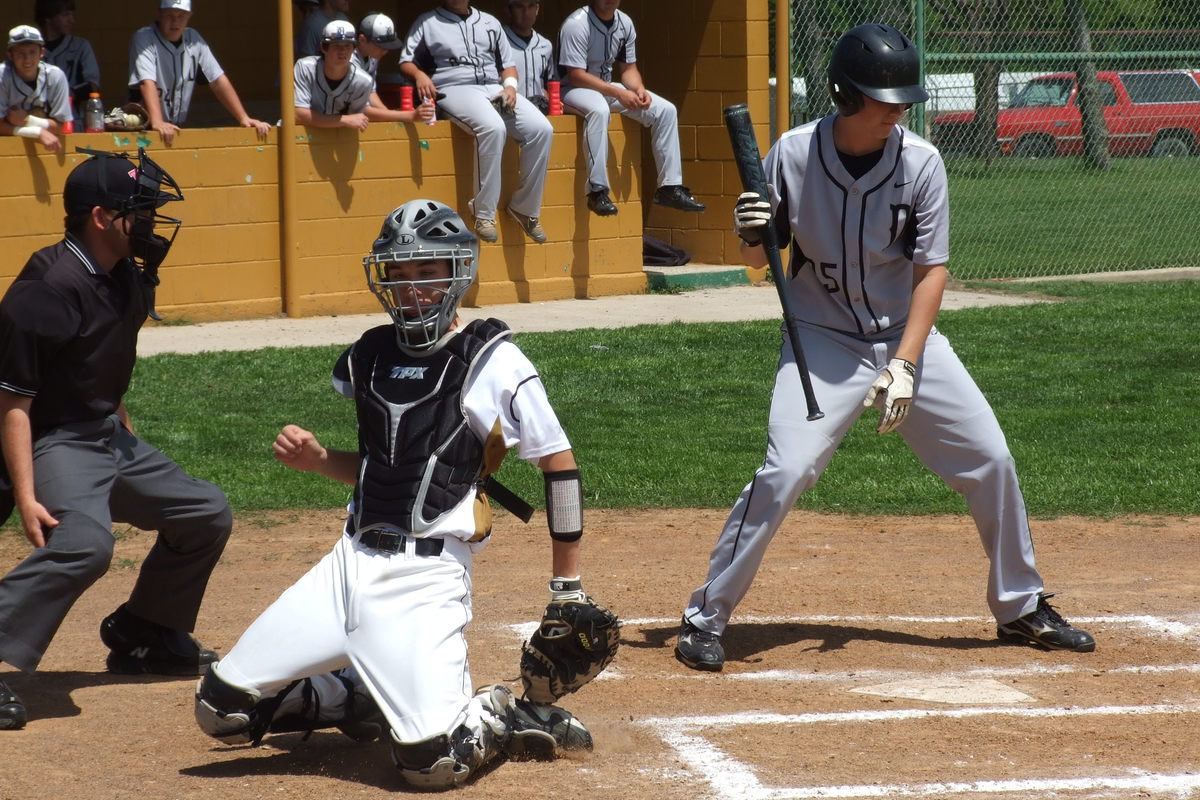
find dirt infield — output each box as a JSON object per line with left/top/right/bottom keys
{"left": 2, "top": 508, "right": 1197, "bottom": 800}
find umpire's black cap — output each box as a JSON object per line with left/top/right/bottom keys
{"left": 63, "top": 150, "right": 181, "bottom": 215}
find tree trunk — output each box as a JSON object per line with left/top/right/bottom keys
{"left": 1066, "top": 0, "right": 1111, "bottom": 170}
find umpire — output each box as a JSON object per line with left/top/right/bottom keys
{"left": 0, "top": 149, "right": 233, "bottom": 731}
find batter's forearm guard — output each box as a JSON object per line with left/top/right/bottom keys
{"left": 544, "top": 469, "right": 583, "bottom": 542}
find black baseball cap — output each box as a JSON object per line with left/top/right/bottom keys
{"left": 63, "top": 151, "right": 180, "bottom": 215}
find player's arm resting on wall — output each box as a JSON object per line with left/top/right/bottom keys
{"left": 138, "top": 79, "right": 181, "bottom": 144}
{"left": 1, "top": 111, "right": 61, "bottom": 151}
{"left": 294, "top": 105, "right": 369, "bottom": 130}
{"left": 272, "top": 423, "right": 360, "bottom": 486}
{"left": 539, "top": 448, "right": 581, "bottom": 580}
{"left": 363, "top": 91, "right": 433, "bottom": 123}
{"left": 0, "top": 390, "right": 59, "bottom": 548}
{"left": 208, "top": 74, "right": 271, "bottom": 139}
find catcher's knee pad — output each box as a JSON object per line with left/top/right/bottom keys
{"left": 194, "top": 664, "right": 265, "bottom": 744}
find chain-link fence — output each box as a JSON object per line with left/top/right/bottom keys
{"left": 779, "top": 0, "right": 1200, "bottom": 280}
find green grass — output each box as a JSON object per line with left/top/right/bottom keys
{"left": 119, "top": 280, "right": 1198, "bottom": 518}
{"left": 946, "top": 157, "right": 1200, "bottom": 278}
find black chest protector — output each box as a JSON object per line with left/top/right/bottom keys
{"left": 343, "top": 318, "right": 511, "bottom": 535}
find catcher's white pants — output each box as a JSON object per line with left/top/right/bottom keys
{"left": 438, "top": 84, "right": 552, "bottom": 221}
{"left": 684, "top": 325, "right": 1046, "bottom": 634}
{"left": 214, "top": 531, "right": 482, "bottom": 743}
{"left": 561, "top": 84, "right": 682, "bottom": 193}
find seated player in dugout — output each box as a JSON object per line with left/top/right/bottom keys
{"left": 293, "top": 19, "right": 434, "bottom": 130}
{"left": 400, "top": 0, "right": 553, "bottom": 245}
{"left": 128, "top": 0, "right": 271, "bottom": 145}
{"left": 194, "top": 199, "right": 612, "bottom": 789}
{"left": 558, "top": 0, "right": 705, "bottom": 216}
{"left": 0, "top": 25, "right": 71, "bottom": 153}
{"left": 35, "top": 0, "right": 101, "bottom": 131}
{"left": 502, "top": 0, "right": 557, "bottom": 115}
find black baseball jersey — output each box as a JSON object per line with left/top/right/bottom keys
{"left": 0, "top": 235, "right": 147, "bottom": 434}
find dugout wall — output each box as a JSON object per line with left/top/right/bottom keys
{"left": 0, "top": 0, "right": 770, "bottom": 320}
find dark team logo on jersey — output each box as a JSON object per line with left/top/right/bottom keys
{"left": 889, "top": 203, "right": 917, "bottom": 260}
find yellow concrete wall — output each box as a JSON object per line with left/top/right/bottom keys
{"left": 0, "top": 115, "right": 644, "bottom": 320}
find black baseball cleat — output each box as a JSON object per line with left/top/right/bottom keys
{"left": 653, "top": 185, "right": 706, "bottom": 212}
{"left": 503, "top": 692, "right": 593, "bottom": 761}
{"left": 997, "top": 593, "right": 1096, "bottom": 652}
{"left": 0, "top": 678, "right": 27, "bottom": 730}
{"left": 100, "top": 604, "right": 219, "bottom": 675}
{"left": 586, "top": 189, "right": 618, "bottom": 216}
{"left": 675, "top": 617, "right": 725, "bottom": 671}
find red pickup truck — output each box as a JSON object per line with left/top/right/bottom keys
{"left": 932, "top": 70, "right": 1200, "bottom": 158}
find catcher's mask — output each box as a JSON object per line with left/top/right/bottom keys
{"left": 827, "top": 23, "right": 928, "bottom": 116}
{"left": 363, "top": 200, "right": 479, "bottom": 350}
{"left": 65, "top": 146, "right": 184, "bottom": 271}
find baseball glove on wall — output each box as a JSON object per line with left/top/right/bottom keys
{"left": 520, "top": 598, "right": 620, "bottom": 704}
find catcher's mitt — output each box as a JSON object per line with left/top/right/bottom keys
{"left": 104, "top": 102, "right": 149, "bottom": 132}
{"left": 520, "top": 597, "right": 620, "bottom": 704}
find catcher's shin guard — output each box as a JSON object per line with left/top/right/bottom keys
{"left": 391, "top": 686, "right": 510, "bottom": 790}
{"left": 194, "top": 664, "right": 268, "bottom": 744}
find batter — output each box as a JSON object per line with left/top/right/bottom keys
{"left": 676, "top": 23, "right": 1095, "bottom": 673}
{"left": 194, "top": 199, "right": 593, "bottom": 789}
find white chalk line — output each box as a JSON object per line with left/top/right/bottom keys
{"left": 648, "top": 704, "right": 1200, "bottom": 800}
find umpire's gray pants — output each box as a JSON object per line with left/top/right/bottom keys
{"left": 0, "top": 414, "right": 232, "bottom": 672}
{"left": 438, "top": 84, "right": 552, "bottom": 222}
{"left": 562, "top": 84, "right": 683, "bottom": 193}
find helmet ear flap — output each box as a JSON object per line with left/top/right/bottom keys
{"left": 829, "top": 80, "right": 863, "bottom": 115}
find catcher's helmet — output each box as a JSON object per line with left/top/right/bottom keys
{"left": 828, "top": 23, "right": 929, "bottom": 115}
{"left": 363, "top": 200, "right": 479, "bottom": 350}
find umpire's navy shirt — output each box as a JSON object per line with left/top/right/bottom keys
{"left": 0, "top": 234, "right": 146, "bottom": 436}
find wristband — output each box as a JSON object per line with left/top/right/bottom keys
{"left": 25, "top": 115, "right": 52, "bottom": 130}
{"left": 14, "top": 125, "right": 45, "bottom": 139}
{"left": 502, "top": 76, "right": 519, "bottom": 90}
{"left": 550, "top": 577, "right": 586, "bottom": 602}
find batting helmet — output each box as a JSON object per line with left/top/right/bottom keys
{"left": 321, "top": 19, "right": 356, "bottom": 45}
{"left": 827, "top": 23, "right": 929, "bottom": 115}
{"left": 363, "top": 200, "right": 479, "bottom": 350}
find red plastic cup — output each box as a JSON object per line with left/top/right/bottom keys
{"left": 62, "top": 118, "right": 74, "bottom": 134}
{"left": 547, "top": 81, "right": 562, "bottom": 116}
{"left": 400, "top": 85, "right": 414, "bottom": 111}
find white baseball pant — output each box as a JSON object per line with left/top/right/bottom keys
{"left": 562, "top": 84, "right": 683, "bottom": 193}
{"left": 438, "top": 84, "right": 552, "bottom": 222}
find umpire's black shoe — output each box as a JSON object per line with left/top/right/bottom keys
{"left": 586, "top": 189, "right": 618, "bottom": 216}
{"left": 997, "top": 593, "right": 1096, "bottom": 653}
{"left": 675, "top": 617, "right": 725, "bottom": 671}
{"left": 100, "top": 604, "right": 219, "bottom": 675}
{"left": 653, "top": 185, "right": 706, "bottom": 212}
{"left": 0, "top": 678, "right": 27, "bottom": 730}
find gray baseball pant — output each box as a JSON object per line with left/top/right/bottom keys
{"left": 0, "top": 414, "right": 232, "bottom": 672}
{"left": 562, "top": 84, "right": 683, "bottom": 193}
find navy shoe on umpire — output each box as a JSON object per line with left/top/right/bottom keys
{"left": 675, "top": 617, "right": 725, "bottom": 671}
{"left": 0, "top": 677, "right": 27, "bottom": 730}
{"left": 100, "top": 603, "right": 219, "bottom": 675}
{"left": 997, "top": 593, "right": 1095, "bottom": 652}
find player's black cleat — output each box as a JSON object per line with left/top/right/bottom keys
{"left": 653, "top": 185, "right": 706, "bottom": 212}
{"left": 0, "top": 678, "right": 27, "bottom": 730}
{"left": 586, "top": 189, "right": 618, "bottom": 216}
{"left": 675, "top": 617, "right": 725, "bottom": 671}
{"left": 100, "top": 603, "right": 219, "bottom": 675}
{"left": 505, "top": 695, "right": 593, "bottom": 760}
{"left": 997, "top": 593, "right": 1095, "bottom": 652}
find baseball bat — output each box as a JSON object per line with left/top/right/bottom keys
{"left": 723, "top": 103, "right": 824, "bottom": 421}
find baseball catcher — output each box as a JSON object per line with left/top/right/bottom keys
{"left": 521, "top": 578, "right": 621, "bottom": 704}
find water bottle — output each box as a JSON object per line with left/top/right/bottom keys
{"left": 84, "top": 92, "right": 104, "bottom": 133}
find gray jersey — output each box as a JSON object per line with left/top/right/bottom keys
{"left": 400, "top": 7, "right": 514, "bottom": 88}
{"left": 502, "top": 26, "right": 556, "bottom": 99}
{"left": 0, "top": 61, "right": 71, "bottom": 122}
{"left": 557, "top": 5, "right": 635, "bottom": 87}
{"left": 43, "top": 34, "right": 100, "bottom": 117}
{"left": 128, "top": 25, "right": 224, "bottom": 125}
{"left": 765, "top": 115, "right": 950, "bottom": 336}
{"left": 353, "top": 51, "right": 379, "bottom": 85}
{"left": 296, "top": 9, "right": 350, "bottom": 59}
{"left": 293, "top": 55, "right": 374, "bottom": 115}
